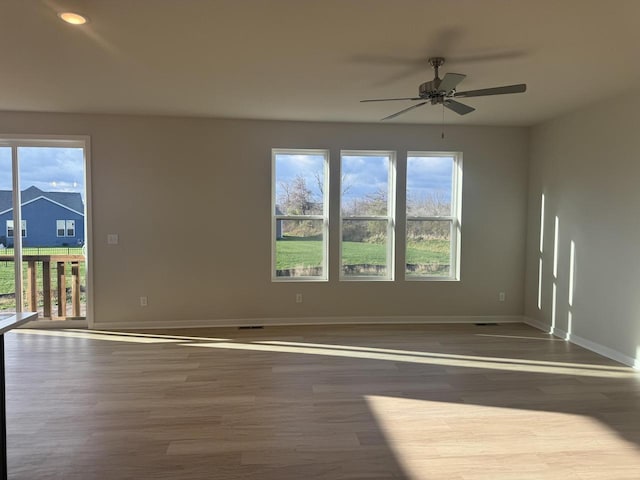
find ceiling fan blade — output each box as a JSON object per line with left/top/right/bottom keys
{"left": 438, "top": 73, "right": 466, "bottom": 93}
{"left": 382, "top": 102, "right": 428, "bottom": 120}
{"left": 361, "top": 97, "right": 422, "bottom": 103}
{"left": 444, "top": 99, "right": 475, "bottom": 115}
{"left": 455, "top": 83, "right": 527, "bottom": 98}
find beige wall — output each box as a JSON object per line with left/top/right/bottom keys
{"left": 0, "top": 112, "right": 528, "bottom": 327}
{"left": 525, "top": 90, "right": 640, "bottom": 365}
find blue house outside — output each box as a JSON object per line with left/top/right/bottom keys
{"left": 0, "top": 186, "right": 85, "bottom": 248}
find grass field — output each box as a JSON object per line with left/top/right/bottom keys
{"left": 276, "top": 236, "right": 450, "bottom": 274}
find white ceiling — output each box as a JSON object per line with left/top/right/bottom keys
{"left": 2, "top": 0, "right": 640, "bottom": 126}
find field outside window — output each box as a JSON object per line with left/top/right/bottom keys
{"left": 340, "top": 151, "right": 395, "bottom": 280}
{"left": 272, "top": 149, "right": 328, "bottom": 281}
{"left": 406, "top": 153, "right": 461, "bottom": 280}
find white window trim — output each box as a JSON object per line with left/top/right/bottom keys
{"left": 56, "top": 219, "right": 66, "bottom": 237}
{"left": 271, "top": 148, "right": 329, "bottom": 282}
{"left": 6, "top": 219, "right": 26, "bottom": 238}
{"left": 339, "top": 150, "right": 396, "bottom": 282}
{"left": 405, "top": 151, "right": 463, "bottom": 281}
{"left": 56, "top": 219, "right": 76, "bottom": 237}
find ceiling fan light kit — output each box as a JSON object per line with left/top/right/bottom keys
{"left": 361, "top": 57, "right": 527, "bottom": 120}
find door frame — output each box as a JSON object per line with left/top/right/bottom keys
{"left": 0, "top": 135, "right": 93, "bottom": 327}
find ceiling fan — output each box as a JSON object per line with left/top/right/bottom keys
{"left": 361, "top": 57, "right": 526, "bottom": 120}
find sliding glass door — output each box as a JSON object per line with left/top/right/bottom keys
{"left": 0, "top": 137, "right": 90, "bottom": 323}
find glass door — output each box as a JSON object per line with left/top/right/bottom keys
{"left": 0, "top": 138, "right": 89, "bottom": 322}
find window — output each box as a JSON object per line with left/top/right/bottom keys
{"left": 6, "top": 220, "right": 26, "bottom": 238}
{"left": 56, "top": 220, "right": 76, "bottom": 237}
{"left": 272, "top": 149, "right": 329, "bottom": 281}
{"left": 340, "top": 151, "right": 395, "bottom": 280}
{"left": 405, "top": 152, "right": 462, "bottom": 280}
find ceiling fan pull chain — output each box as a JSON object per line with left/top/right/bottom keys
{"left": 441, "top": 102, "right": 445, "bottom": 139}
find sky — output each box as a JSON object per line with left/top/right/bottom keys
{"left": 2, "top": 148, "right": 450, "bottom": 209}
{"left": 275, "top": 152, "right": 453, "bottom": 205}
{"left": 0, "top": 147, "right": 85, "bottom": 198}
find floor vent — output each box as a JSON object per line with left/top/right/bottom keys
{"left": 238, "top": 326, "right": 264, "bottom": 330}
{"left": 474, "top": 323, "right": 499, "bottom": 326}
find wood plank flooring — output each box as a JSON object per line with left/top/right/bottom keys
{"left": 5, "top": 323, "right": 640, "bottom": 479}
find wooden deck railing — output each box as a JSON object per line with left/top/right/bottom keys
{"left": 0, "top": 255, "right": 85, "bottom": 319}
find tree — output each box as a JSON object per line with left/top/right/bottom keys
{"left": 406, "top": 190, "right": 450, "bottom": 216}
{"left": 314, "top": 171, "right": 353, "bottom": 198}
{"left": 406, "top": 191, "right": 452, "bottom": 241}
{"left": 277, "top": 175, "right": 321, "bottom": 238}
{"left": 278, "top": 174, "right": 317, "bottom": 215}
{"left": 342, "top": 187, "right": 388, "bottom": 243}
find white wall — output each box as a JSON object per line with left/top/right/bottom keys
{"left": 525, "top": 90, "right": 640, "bottom": 366}
{"left": 0, "top": 112, "right": 528, "bottom": 327}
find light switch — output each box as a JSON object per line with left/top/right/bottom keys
{"left": 107, "top": 234, "right": 119, "bottom": 245}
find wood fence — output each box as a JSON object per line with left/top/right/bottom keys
{"left": 0, "top": 255, "right": 85, "bottom": 319}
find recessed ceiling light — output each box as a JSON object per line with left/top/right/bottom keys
{"left": 58, "top": 12, "right": 88, "bottom": 25}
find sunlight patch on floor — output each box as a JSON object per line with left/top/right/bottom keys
{"left": 184, "top": 341, "right": 637, "bottom": 378}
{"left": 14, "top": 329, "right": 181, "bottom": 344}
{"left": 67, "top": 328, "right": 230, "bottom": 342}
{"left": 258, "top": 340, "right": 631, "bottom": 372}
{"left": 365, "top": 394, "right": 640, "bottom": 480}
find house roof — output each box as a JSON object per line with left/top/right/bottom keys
{"left": 0, "top": 186, "right": 84, "bottom": 215}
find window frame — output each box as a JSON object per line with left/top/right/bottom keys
{"left": 405, "top": 151, "right": 462, "bottom": 281}
{"left": 66, "top": 219, "right": 75, "bottom": 237}
{"left": 6, "top": 219, "right": 26, "bottom": 238}
{"left": 339, "top": 150, "right": 396, "bottom": 282}
{"left": 56, "top": 219, "right": 76, "bottom": 237}
{"left": 271, "top": 148, "right": 329, "bottom": 282}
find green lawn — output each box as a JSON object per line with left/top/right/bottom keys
{"left": 276, "top": 237, "right": 450, "bottom": 272}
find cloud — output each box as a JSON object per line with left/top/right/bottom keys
{"left": 0, "top": 147, "right": 85, "bottom": 196}
{"left": 407, "top": 155, "right": 454, "bottom": 201}
{"left": 275, "top": 153, "right": 326, "bottom": 200}
{"left": 273, "top": 153, "right": 456, "bottom": 205}
{"left": 342, "top": 155, "right": 389, "bottom": 200}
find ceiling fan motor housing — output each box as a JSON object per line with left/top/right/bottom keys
{"left": 419, "top": 80, "right": 439, "bottom": 97}
{"left": 420, "top": 79, "right": 449, "bottom": 104}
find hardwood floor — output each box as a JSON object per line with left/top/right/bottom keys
{"left": 5, "top": 323, "right": 640, "bottom": 479}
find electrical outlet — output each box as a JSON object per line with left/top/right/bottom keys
{"left": 140, "top": 296, "right": 148, "bottom": 307}
{"left": 296, "top": 293, "right": 303, "bottom": 303}
{"left": 107, "top": 233, "right": 119, "bottom": 245}
{"left": 499, "top": 292, "right": 506, "bottom": 302}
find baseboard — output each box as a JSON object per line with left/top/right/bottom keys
{"left": 93, "top": 314, "right": 524, "bottom": 331}
{"left": 522, "top": 316, "right": 551, "bottom": 334}
{"left": 567, "top": 332, "right": 639, "bottom": 369}
{"left": 524, "top": 316, "right": 639, "bottom": 369}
